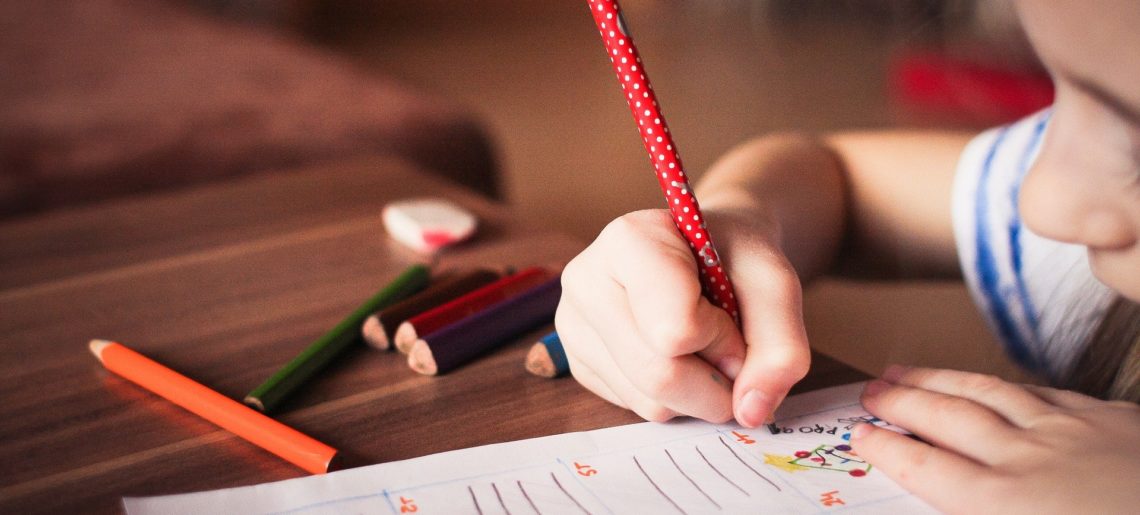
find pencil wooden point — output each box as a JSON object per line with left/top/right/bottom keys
{"left": 524, "top": 343, "right": 556, "bottom": 378}
{"left": 244, "top": 396, "right": 266, "bottom": 412}
{"left": 393, "top": 322, "right": 418, "bottom": 355}
{"left": 88, "top": 339, "right": 113, "bottom": 361}
{"left": 407, "top": 340, "right": 438, "bottom": 376}
{"left": 361, "top": 314, "right": 389, "bottom": 350}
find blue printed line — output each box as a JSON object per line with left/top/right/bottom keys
{"left": 267, "top": 490, "right": 391, "bottom": 514}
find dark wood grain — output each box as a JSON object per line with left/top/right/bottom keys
{"left": 0, "top": 158, "right": 865, "bottom": 514}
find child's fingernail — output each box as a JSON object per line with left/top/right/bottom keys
{"left": 881, "top": 364, "right": 908, "bottom": 382}
{"left": 863, "top": 379, "right": 890, "bottom": 397}
{"left": 850, "top": 422, "right": 873, "bottom": 440}
{"left": 736, "top": 389, "right": 773, "bottom": 428}
{"left": 719, "top": 356, "right": 743, "bottom": 381}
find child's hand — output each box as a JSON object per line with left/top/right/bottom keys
{"left": 555, "top": 208, "right": 811, "bottom": 427}
{"left": 853, "top": 366, "right": 1140, "bottom": 514}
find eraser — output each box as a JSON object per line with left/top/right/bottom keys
{"left": 382, "top": 198, "right": 478, "bottom": 253}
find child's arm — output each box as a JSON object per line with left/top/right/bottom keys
{"left": 698, "top": 130, "right": 971, "bottom": 282}
{"left": 556, "top": 130, "right": 972, "bottom": 427}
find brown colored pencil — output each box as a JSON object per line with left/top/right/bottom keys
{"left": 393, "top": 267, "right": 552, "bottom": 354}
{"left": 361, "top": 268, "right": 501, "bottom": 350}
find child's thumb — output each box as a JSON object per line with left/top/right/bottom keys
{"left": 730, "top": 276, "right": 811, "bottom": 428}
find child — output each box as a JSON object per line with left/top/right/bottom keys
{"left": 555, "top": 1, "right": 1140, "bottom": 512}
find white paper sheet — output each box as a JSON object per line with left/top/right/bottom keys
{"left": 124, "top": 382, "right": 934, "bottom": 514}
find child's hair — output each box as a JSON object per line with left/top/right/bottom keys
{"left": 1065, "top": 298, "right": 1140, "bottom": 402}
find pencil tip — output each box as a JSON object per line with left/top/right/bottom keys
{"left": 393, "top": 323, "right": 416, "bottom": 355}
{"left": 407, "top": 341, "right": 438, "bottom": 376}
{"left": 244, "top": 396, "right": 266, "bottom": 412}
{"left": 525, "top": 342, "right": 555, "bottom": 378}
{"left": 361, "top": 315, "right": 389, "bottom": 350}
{"left": 88, "top": 339, "right": 112, "bottom": 361}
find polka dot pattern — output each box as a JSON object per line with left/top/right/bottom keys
{"left": 588, "top": 0, "right": 739, "bottom": 323}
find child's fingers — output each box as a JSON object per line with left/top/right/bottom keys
{"left": 559, "top": 277, "right": 722, "bottom": 422}
{"left": 565, "top": 354, "right": 627, "bottom": 409}
{"left": 555, "top": 306, "right": 625, "bottom": 408}
{"left": 1022, "top": 384, "right": 1103, "bottom": 410}
{"left": 691, "top": 300, "right": 747, "bottom": 381}
{"left": 881, "top": 366, "right": 1054, "bottom": 426}
{"left": 560, "top": 215, "right": 737, "bottom": 423}
{"left": 569, "top": 353, "right": 679, "bottom": 422}
{"left": 607, "top": 211, "right": 749, "bottom": 381}
{"left": 605, "top": 210, "right": 732, "bottom": 357}
{"left": 859, "top": 380, "right": 1021, "bottom": 463}
{"left": 593, "top": 281, "right": 735, "bottom": 423}
{"left": 850, "top": 423, "right": 988, "bottom": 514}
{"left": 729, "top": 250, "right": 811, "bottom": 428}
{"left": 556, "top": 306, "right": 678, "bottom": 421}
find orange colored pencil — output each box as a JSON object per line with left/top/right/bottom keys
{"left": 89, "top": 339, "right": 338, "bottom": 474}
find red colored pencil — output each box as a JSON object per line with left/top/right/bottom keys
{"left": 587, "top": 0, "right": 738, "bottom": 322}
{"left": 392, "top": 267, "right": 553, "bottom": 354}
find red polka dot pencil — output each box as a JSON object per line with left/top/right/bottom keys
{"left": 586, "top": 0, "right": 739, "bottom": 322}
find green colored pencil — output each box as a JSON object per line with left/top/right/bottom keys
{"left": 245, "top": 264, "right": 430, "bottom": 412}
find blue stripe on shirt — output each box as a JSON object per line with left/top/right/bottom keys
{"left": 975, "top": 125, "right": 1039, "bottom": 371}
{"left": 1007, "top": 112, "right": 1051, "bottom": 364}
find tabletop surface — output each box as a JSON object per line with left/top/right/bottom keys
{"left": 0, "top": 157, "right": 867, "bottom": 514}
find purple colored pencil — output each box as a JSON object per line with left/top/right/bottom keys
{"left": 407, "top": 276, "right": 562, "bottom": 375}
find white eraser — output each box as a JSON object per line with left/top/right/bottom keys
{"left": 382, "top": 198, "right": 478, "bottom": 253}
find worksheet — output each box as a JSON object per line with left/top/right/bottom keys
{"left": 123, "top": 383, "right": 934, "bottom": 514}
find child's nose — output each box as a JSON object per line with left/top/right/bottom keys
{"left": 1019, "top": 153, "right": 1135, "bottom": 251}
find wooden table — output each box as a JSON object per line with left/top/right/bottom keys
{"left": 0, "top": 157, "right": 866, "bottom": 513}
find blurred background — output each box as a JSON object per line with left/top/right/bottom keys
{"left": 2, "top": 0, "right": 1052, "bottom": 380}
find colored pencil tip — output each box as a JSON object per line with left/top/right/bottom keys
{"left": 244, "top": 396, "right": 266, "bottom": 412}
{"left": 407, "top": 341, "right": 438, "bottom": 376}
{"left": 393, "top": 323, "right": 417, "bottom": 355}
{"left": 361, "top": 315, "right": 389, "bottom": 350}
{"left": 524, "top": 342, "right": 555, "bottom": 378}
{"left": 89, "top": 339, "right": 113, "bottom": 362}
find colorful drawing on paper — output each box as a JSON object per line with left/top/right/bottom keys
{"left": 790, "top": 443, "right": 871, "bottom": 477}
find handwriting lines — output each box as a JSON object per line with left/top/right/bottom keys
{"left": 464, "top": 472, "right": 592, "bottom": 515}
